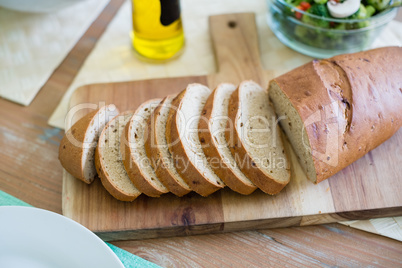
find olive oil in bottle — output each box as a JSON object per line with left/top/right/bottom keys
{"left": 131, "top": 0, "right": 185, "bottom": 60}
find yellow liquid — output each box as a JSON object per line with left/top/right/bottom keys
{"left": 131, "top": 0, "right": 185, "bottom": 60}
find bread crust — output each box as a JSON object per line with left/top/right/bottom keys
{"left": 271, "top": 46, "right": 402, "bottom": 183}
{"left": 121, "top": 99, "right": 168, "bottom": 197}
{"left": 59, "top": 105, "right": 118, "bottom": 184}
{"left": 198, "top": 85, "right": 257, "bottom": 195}
{"left": 144, "top": 96, "right": 191, "bottom": 197}
{"left": 166, "top": 88, "right": 224, "bottom": 197}
{"left": 59, "top": 110, "right": 97, "bottom": 183}
{"left": 226, "top": 87, "right": 290, "bottom": 195}
{"left": 95, "top": 111, "right": 140, "bottom": 202}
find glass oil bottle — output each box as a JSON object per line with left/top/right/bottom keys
{"left": 131, "top": 0, "right": 185, "bottom": 60}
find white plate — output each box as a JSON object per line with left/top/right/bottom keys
{"left": 0, "top": 0, "right": 85, "bottom": 13}
{"left": 0, "top": 206, "right": 124, "bottom": 268}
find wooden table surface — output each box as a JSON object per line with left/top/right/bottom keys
{"left": 0, "top": 1, "right": 401, "bottom": 266}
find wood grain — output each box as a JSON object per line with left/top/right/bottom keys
{"left": 63, "top": 12, "right": 402, "bottom": 241}
{"left": 112, "top": 223, "right": 402, "bottom": 267}
{"left": 207, "top": 13, "right": 268, "bottom": 87}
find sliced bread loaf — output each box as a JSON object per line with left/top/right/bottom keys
{"left": 226, "top": 81, "right": 290, "bottom": 195}
{"left": 144, "top": 96, "right": 192, "bottom": 197}
{"left": 95, "top": 111, "right": 141, "bottom": 201}
{"left": 59, "top": 104, "right": 119, "bottom": 184}
{"left": 269, "top": 47, "right": 402, "bottom": 183}
{"left": 198, "top": 83, "right": 257, "bottom": 195}
{"left": 166, "top": 84, "right": 225, "bottom": 197}
{"left": 121, "top": 99, "right": 169, "bottom": 197}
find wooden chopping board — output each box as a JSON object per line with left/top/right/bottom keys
{"left": 62, "top": 13, "right": 402, "bottom": 241}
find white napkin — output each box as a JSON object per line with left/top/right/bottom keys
{"left": 47, "top": 0, "right": 402, "bottom": 241}
{"left": 341, "top": 217, "right": 402, "bottom": 241}
{"left": 0, "top": 0, "right": 109, "bottom": 106}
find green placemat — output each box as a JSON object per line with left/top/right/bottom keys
{"left": 0, "top": 190, "right": 33, "bottom": 207}
{"left": 0, "top": 190, "right": 160, "bottom": 268}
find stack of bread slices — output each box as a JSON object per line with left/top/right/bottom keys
{"left": 59, "top": 80, "right": 291, "bottom": 201}
{"left": 59, "top": 47, "right": 402, "bottom": 201}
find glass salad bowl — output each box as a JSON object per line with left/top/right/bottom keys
{"left": 267, "top": 0, "right": 397, "bottom": 58}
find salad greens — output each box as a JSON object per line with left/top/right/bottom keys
{"left": 284, "top": 0, "right": 388, "bottom": 24}
{"left": 271, "top": 0, "right": 393, "bottom": 51}
{"left": 366, "top": 0, "right": 390, "bottom": 10}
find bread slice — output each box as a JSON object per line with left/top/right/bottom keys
{"left": 144, "top": 96, "right": 192, "bottom": 197}
{"left": 121, "top": 99, "right": 169, "bottom": 197}
{"left": 198, "top": 83, "right": 257, "bottom": 195}
{"left": 59, "top": 104, "right": 119, "bottom": 184}
{"left": 95, "top": 111, "right": 141, "bottom": 201}
{"left": 226, "top": 81, "right": 290, "bottom": 195}
{"left": 268, "top": 47, "right": 402, "bottom": 183}
{"left": 166, "top": 84, "right": 225, "bottom": 197}
{"left": 268, "top": 80, "right": 317, "bottom": 183}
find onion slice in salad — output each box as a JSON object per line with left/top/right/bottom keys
{"left": 327, "top": 0, "right": 361, "bottom": 18}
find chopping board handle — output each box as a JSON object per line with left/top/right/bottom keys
{"left": 208, "top": 13, "right": 267, "bottom": 86}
